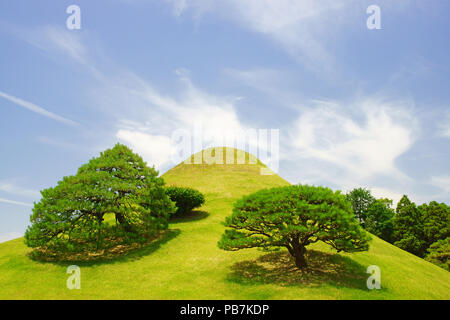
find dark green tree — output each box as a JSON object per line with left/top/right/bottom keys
{"left": 393, "top": 196, "right": 449, "bottom": 258}
{"left": 420, "top": 201, "right": 450, "bottom": 248}
{"left": 392, "top": 195, "right": 427, "bottom": 257}
{"left": 365, "top": 198, "right": 395, "bottom": 243}
{"left": 425, "top": 237, "right": 449, "bottom": 271}
{"left": 25, "top": 143, "right": 175, "bottom": 253}
{"left": 346, "top": 188, "right": 376, "bottom": 227}
{"left": 218, "top": 185, "right": 371, "bottom": 269}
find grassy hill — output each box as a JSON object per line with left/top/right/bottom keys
{"left": 0, "top": 147, "right": 449, "bottom": 299}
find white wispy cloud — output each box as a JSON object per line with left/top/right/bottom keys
{"left": 288, "top": 98, "right": 417, "bottom": 185}
{"left": 0, "top": 198, "right": 33, "bottom": 207}
{"left": 117, "top": 130, "right": 174, "bottom": 169}
{"left": 0, "top": 90, "right": 79, "bottom": 127}
{"left": 442, "top": 127, "right": 450, "bottom": 137}
{"left": 9, "top": 24, "right": 102, "bottom": 79}
{"left": 9, "top": 19, "right": 424, "bottom": 203}
{"left": 430, "top": 175, "right": 450, "bottom": 194}
{"left": 0, "top": 181, "right": 40, "bottom": 199}
{"left": 438, "top": 112, "right": 450, "bottom": 138}
{"left": 109, "top": 70, "right": 254, "bottom": 169}
{"left": 0, "top": 181, "right": 39, "bottom": 207}
{"left": 166, "top": 0, "right": 416, "bottom": 78}
{"left": 222, "top": 67, "right": 300, "bottom": 108}
{"left": 370, "top": 187, "right": 407, "bottom": 206}
{"left": 166, "top": 0, "right": 355, "bottom": 74}
{"left": 30, "top": 26, "right": 87, "bottom": 64}
{"left": 9, "top": 23, "right": 252, "bottom": 169}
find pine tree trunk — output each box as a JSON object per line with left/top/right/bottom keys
{"left": 290, "top": 239, "right": 307, "bottom": 269}
{"left": 96, "top": 226, "right": 102, "bottom": 250}
{"left": 116, "top": 213, "right": 132, "bottom": 232}
{"left": 294, "top": 250, "right": 307, "bottom": 269}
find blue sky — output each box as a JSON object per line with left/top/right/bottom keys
{"left": 1, "top": 0, "right": 450, "bottom": 242}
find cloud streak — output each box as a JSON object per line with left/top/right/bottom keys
{"left": 0, "top": 91, "right": 79, "bottom": 127}
{"left": 439, "top": 111, "right": 450, "bottom": 138}
{"left": 0, "top": 181, "right": 40, "bottom": 199}
{"left": 430, "top": 175, "right": 450, "bottom": 195}
{"left": 0, "top": 198, "right": 33, "bottom": 207}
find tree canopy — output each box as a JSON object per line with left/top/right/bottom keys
{"left": 392, "top": 195, "right": 428, "bottom": 257}
{"left": 425, "top": 237, "right": 449, "bottom": 271}
{"left": 365, "top": 198, "right": 395, "bottom": 243}
{"left": 25, "top": 143, "right": 175, "bottom": 254}
{"left": 393, "top": 196, "right": 450, "bottom": 258}
{"left": 218, "top": 185, "right": 371, "bottom": 269}
{"left": 346, "top": 188, "right": 376, "bottom": 227}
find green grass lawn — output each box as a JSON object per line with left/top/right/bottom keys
{"left": 0, "top": 148, "right": 449, "bottom": 299}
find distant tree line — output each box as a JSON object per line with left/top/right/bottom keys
{"left": 346, "top": 188, "right": 450, "bottom": 271}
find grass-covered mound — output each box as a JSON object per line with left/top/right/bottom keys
{"left": 0, "top": 147, "right": 449, "bottom": 299}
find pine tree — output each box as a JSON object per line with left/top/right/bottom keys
{"left": 392, "top": 195, "right": 427, "bottom": 257}
{"left": 425, "top": 237, "right": 449, "bottom": 271}
{"left": 25, "top": 143, "right": 175, "bottom": 253}
{"left": 365, "top": 199, "right": 395, "bottom": 243}
{"left": 218, "top": 185, "right": 371, "bottom": 269}
{"left": 346, "top": 188, "right": 376, "bottom": 227}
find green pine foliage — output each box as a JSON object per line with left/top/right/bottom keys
{"left": 218, "top": 185, "right": 371, "bottom": 269}
{"left": 165, "top": 186, "right": 205, "bottom": 216}
{"left": 392, "top": 195, "right": 427, "bottom": 257}
{"left": 24, "top": 143, "right": 175, "bottom": 255}
{"left": 393, "top": 196, "right": 450, "bottom": 259}
{"left": 365, "top": 199, "right": 395, "bottom": 243}
{"left": 425, "top": 238, "right": 450, "bottom": 271}
{"left": 346, "top": 187, "right": 376, "bottom": 227}
{"left": 1, "top": 148, "right": 449, "bottom": 299}
{"left": 420, "top": 202, "right": 450, "bottom": 249}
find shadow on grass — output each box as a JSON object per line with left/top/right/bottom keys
{"left": 28, "top": 229, "right": 181, "bottom": 267}
{"left": 169, "top": 210, "right": 210, "bottom": 224}
{"left": 227, "top": 250, "right": 367, "bottom": 290}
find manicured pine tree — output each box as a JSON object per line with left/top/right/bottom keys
{"left": 218, "top": 185, "right": 371, "bottom": 269}
{"left": 25, "top": 143, "right": 175, "bottom": 253}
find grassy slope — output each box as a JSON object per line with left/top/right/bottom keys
{"left": 0, "top": 148, "right": 449, "bottom": 299}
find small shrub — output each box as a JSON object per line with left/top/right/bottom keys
{"left": 165, "top": 186, "right": 205, "bottom": 216}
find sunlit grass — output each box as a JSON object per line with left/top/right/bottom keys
{"left": 0, "top": 148, "right": 449, "bottom": 299}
